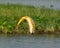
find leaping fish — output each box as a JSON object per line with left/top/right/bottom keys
{"left": 15, "top": 16, "right": 35, "bottom": 34}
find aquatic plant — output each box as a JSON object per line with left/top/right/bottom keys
{"left": 0, "top": 4, "right": 60, "bottom": 34}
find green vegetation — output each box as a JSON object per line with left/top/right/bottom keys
{"left": 0, "top": 4, "right": 60, "bottom": 34}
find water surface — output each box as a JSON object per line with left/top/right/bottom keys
{"left": 0, "top": 34, "right": 60, "bottom": 48}
{"left": 0, "top": 0, "right": 60, "bottom": 9}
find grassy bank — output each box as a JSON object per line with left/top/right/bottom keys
{"left": 0, "top": 4, "right": 60, "bottom": 34}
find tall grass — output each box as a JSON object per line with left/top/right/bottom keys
{"left": 0, "top": 4, "right": 60, "bottom": 34}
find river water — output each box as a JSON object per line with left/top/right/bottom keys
{"left": 0, "top": 0, "right": 60, "bottom": 9}
{"left": 0, "top": 0, "right": 60, "bottom": 48}
{"left": 0, "top": 34, "right": 60, "bottom": 48}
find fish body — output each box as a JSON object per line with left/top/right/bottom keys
{"left": 16, "top": 16, "right": 35, "bottom": 34}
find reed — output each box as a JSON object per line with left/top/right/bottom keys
{"left": 0, "top": 4, "right": 60, "bottom": 34}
